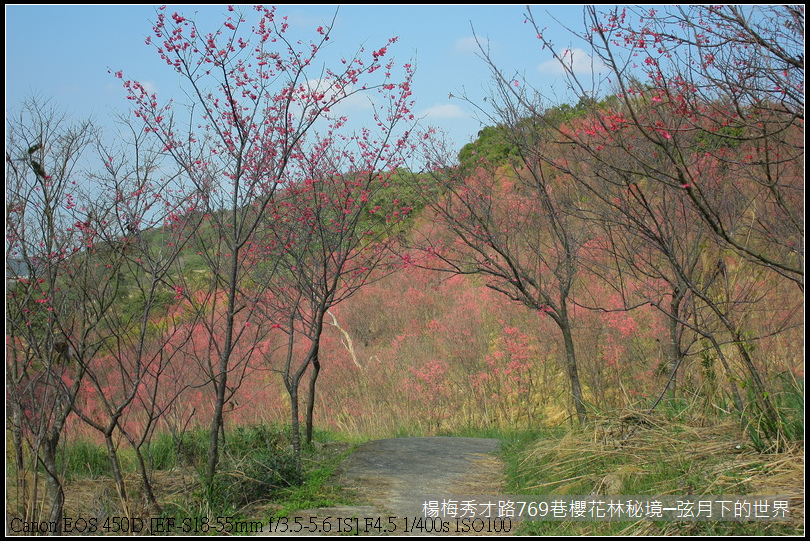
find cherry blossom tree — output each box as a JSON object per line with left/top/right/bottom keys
{"left": 416, "top": 111, "right": 592, "bottom": 426}
{"left": 118, "top": 5, "right": 422, "bottom": 481}
{"left": 6, "top": 98, "right": 103, "bottom": 532}
{"left": 6, "top": 97, "right": 201, "bottom": 522}
{"left": 535, "top": 5, "right": 801, "bottom": 438}
{"left": 418, "top": 4, "right": 802, "bottom": 435}
{"left": 529, "top": 5, "right": 803, "bottom": 287}
{"left": 65, "top": 122, "right": 201, "bottom": 514}
{"left": 258, "top": 137, "right": 418, "bottom": 454}
{"left": 475, "top": 5, "right": 803, "bottom": 443}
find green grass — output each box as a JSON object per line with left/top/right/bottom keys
{"left": 58, "top": 439, "right": 114, "bottom": 480}
{"left": 745, "top": 371, "right": 804, "bottom": 453}
{"left": 14, "top": 424, "right": 366, "bottom": 534}
{"left": 270, "top": 442, "right": 359, "bottom": 518}
{"left": 145, "top": 425, "right": 363, "bottom": 529}
{"left": 146, "top": 431, "right": 179, "bottom": 471}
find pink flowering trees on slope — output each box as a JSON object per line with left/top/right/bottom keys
{"left": 527, "top": 5, "right": 803, "bottom": 285}
{"left": 416, "top": 123, "right": 592, "bottom": 426}
{"left": 448, "top": 5, "right": 802, "bottom": 443}
{"left": 527, "top": 5, "right": 802, "bottom": 444}
{"left": 118, "top": 5, "right": 424, "bottom": 480}
{"left": 411, "top": 5, "right": 802, "bottom": 440}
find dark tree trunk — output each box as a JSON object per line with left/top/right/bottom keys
{"left": 305, "top": 352, "right": 321, "bottom": 445}
{"left": 559, "top": 318, "right": 587, "bottom": 426}
{"left": 105, "top": 432, "right": 129, "bottom": 516}
{"left": 289, "top": 381, "right": 302, "bottom": 455}
{"left": 42, "top": 434, "right": 64, "bottom": 535}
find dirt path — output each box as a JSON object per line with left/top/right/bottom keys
{"left": 264, "top": 437, "right": 513, "bottom": 535}
{"left": 336, "top": 437, "right": 504, "bottom": 516}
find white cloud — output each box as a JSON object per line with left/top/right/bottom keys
{"left": 455, "top": 35, "right": 491, "bottom": 54}
{"left": 537, "top": 48, "right": 607, "bottom": 75}
{"left": 284, "top": 10, "right": 333, "bottom": 28}
{"left": 298, "top": 78, "right": 374, "bottom": 116}
{"left": 140, "top": 81, "right": 158, "bottom": 96}
{"left": 305, "top": 78, "right": 350, "bottom": 102}
{"left": 420, "top": 103, "right": 466, "bottom": 120}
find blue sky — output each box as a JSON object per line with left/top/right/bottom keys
{"left": 6, "top": 4, "right": 599, "bottom": 155}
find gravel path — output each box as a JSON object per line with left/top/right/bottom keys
{"left": 335, "top": 437, "right": 503, "bottom": 517}
{"left": 264, "top": 437, "right": 509, "bottom": 535}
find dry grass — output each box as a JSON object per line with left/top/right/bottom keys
{"left": 512, "top": 410, "right": 804, "bottom": 535}
{"left": 6, "top": 466, "right": 201, "bottom": 535}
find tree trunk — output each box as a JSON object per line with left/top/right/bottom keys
{"left": 704, "top": 334, "right": 744, "bottom": 415}
{"left": 42, "top": 435, "right": 64, "bottom": 535}
{"left": 289, "top": 382, "right": 302, "bottom": 455}
{"left": 698, "top": 289, "right": 780, "bottom": 438}
{"left": 132, "top": 443, "right": 162, "bottom": 512}
{"left": 559, "top": 318, "right": 587, "bottom": 425}
{"left": 105, "top": 433, "right": 130, "bottom": 516}
{"left": 206, "top": 249, "right": 241, "bottom": 488}
{"left": 666, "top": 287, "right": 685, "bottom": 397}
{"left": 731, "top": 329, "right": 779, "bottom": 437}
{"left": 11, "top": 399, "right": 28, "bottom": 519}
{"left": 206, "top": 371, "right": 227, "bottom": 488}
{"left": 305, "top": 352, "right": 321, "bottom": 445}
